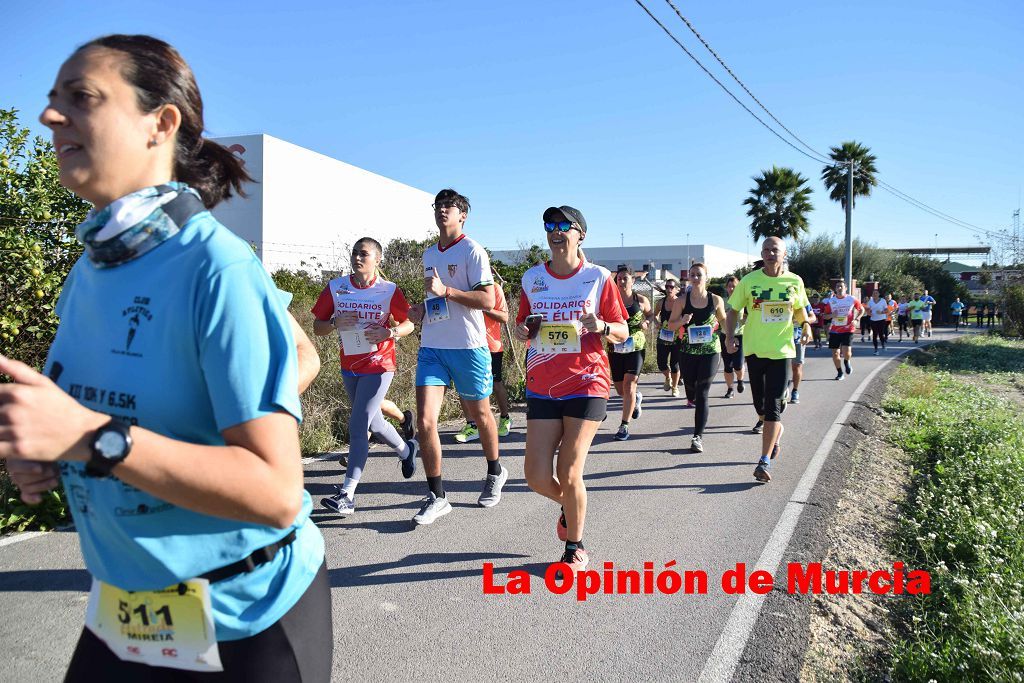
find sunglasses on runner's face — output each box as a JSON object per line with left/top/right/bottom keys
{"left": 544, "top": 221, "right": 578, "bottom": 233}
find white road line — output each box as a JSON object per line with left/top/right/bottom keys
{"left": 0, "top": 531, "right": 48, "bottom": 549}
{"left": 698, "top": 340, "right": 928, "bottom": 682}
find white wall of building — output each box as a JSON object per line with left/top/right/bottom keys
{"left": 211, "top": 134, "right": 434, "bottom": 273}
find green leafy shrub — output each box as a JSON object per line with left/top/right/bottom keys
{"left": 882, "top": 337, "right": 1024, "bottom": 681}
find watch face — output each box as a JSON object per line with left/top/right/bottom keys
{"left": 96, "top": 430, "right": 128, "bottom": 458}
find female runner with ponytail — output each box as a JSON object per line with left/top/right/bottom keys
{"left": 2, "top": 35, "right": 330, "bottom": 680}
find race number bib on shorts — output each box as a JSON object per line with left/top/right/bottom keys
{"left": 340, "top": 328, "right": 379, "bottom": 355}
{"left": 85, "top": 578, "right": 222, "bottom": 672}
{"left": 613, "top": 337, "right": 636, "bottom": 354}
{"left": 658, "top": 325, "right": 676, "bottom": 343}
{"left": 424, "top": 297, "right": 450, "bottom": 324}
{"left": 536, "top": 323, "right": 581, "bottom": 354}
{"left": 687, "top": 325, "right": 714, "bottom": 345}
{"left": 761, "top": 301, "right": 791, "bottom": 324}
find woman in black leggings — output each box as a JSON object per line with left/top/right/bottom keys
{"left": 669, "top": 263, "right": 727, "bottom": 453}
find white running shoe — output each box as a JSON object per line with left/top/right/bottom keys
{"left": 412, "top": 493, "right": 452, "bottom": 525}
{"left": 478, "top": 465, "right": 509, "bottom": 508}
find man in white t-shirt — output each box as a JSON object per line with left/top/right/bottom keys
{"left": 407, "top": 189, "right": 506, "bottom": 525}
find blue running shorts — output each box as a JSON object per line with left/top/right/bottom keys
{"left": 416, "top": 347, "right": 493, "bottom": 401}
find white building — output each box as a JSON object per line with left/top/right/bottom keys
{"left": 210, "top": 134, "right": 434, "bottom": 273}
{"left": 490, "top": 243, "right": 751, "bottom": 280}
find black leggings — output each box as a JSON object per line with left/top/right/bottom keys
{"left": 64, "top": 562, "right": 333, "bottom": 682}
{"left": 871, "top": 319, "right": 889, "bottom": 349}
{"left": 656, "top": 342, "right": 683, "bottom": 373}
{"left": 745, "top": 355, "right": 789, "bottom": 422}
{"left": 681, "top": 353, "right": 720, "bottom": 436}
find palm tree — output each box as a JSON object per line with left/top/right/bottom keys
{"left": 820, "top": 141, "right": 878, "bottom": 210}
{"left": 743, "top": 166, "right": 815, "bottom": 241}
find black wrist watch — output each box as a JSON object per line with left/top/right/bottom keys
{"left": 85, "top": 418, "right": 133, "bottom": 478}
{"left": 602, "top": 322, "right": 610, "bottom": 336}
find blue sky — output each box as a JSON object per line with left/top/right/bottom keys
{"left": 3, "top": 1, "right": 1021, "bottom": 261}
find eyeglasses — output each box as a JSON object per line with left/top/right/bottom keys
{"left": 544, "top": 221, "right": 576, "bottom": 233}
{"left": 432, "top": 202, "right": 459, "bottom": 211}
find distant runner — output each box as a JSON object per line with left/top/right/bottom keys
{"left": 907, "top": 292, "right": 926, "bottom": 343}
{"left": 950, "top": 297, "right": 965, "bottom": 331}
{"left": 652, "top": 278, "right": 683, "bottom": 397}
{"left": 609, "top": 266, "right": 651, "bottom": 441}
{"left": 720, "top": 275, "right": 746, "bottom": 398}
{"left": 824, "top": 280, "right": 863, "bottom": 380}
{"left": 669, "top": 263, "right": 726, "bottom": 452}
{"left": 921, "top": 289, "right": 937, "bottom": 337}
{"left": 866, "top": 289, "right": 890, "bottom": 355}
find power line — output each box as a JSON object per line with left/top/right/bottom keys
{"left": 632, "top": 0, "right": 834, "bottom": 166}
{"left": 636, "top": 2, "right": 1008, "bottom": 244}
{"left": 662, "top": 0, "right": 826, "bottom": 160}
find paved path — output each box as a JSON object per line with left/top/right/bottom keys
{"left": 0, "top": 330, "right": 962, "bottom": 681}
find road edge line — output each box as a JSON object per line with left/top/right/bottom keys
{"left": 697, "top": 343, "right": 922, "bottom": 682}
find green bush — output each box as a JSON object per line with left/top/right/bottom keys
{"left": 1001, "top": 283, "right": 1024, "bottom": 336}
{"left": 882, "top": 337, "right": 1024, "bottom": 681}
{"left": 1, "top": 464, "right": 68, "bottom": 534}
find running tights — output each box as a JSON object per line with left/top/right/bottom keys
{"left": 871, "top": 319, "right": 888, "bottom": 349}
{"left": 745, "top": 355, "right": 789, "bottom": 422}
{"left": 681, "top": 353, "right": 720, "bottom": 436}
{"left": 343, "top": 371, "right": 407, "bottom": 483}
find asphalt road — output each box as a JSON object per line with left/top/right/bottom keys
{"left": 0, "top": 329, "right": 961, "bottom": 681}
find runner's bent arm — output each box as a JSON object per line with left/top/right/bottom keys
{"left": 444, "top": 283, "right": 495, "bottom": 311}
{"left": 0, "top": 356, "right": 303, "bottom": 528}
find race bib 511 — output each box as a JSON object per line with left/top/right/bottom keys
{"left": 85, "top": 578, "right": 222, "bottom": 672}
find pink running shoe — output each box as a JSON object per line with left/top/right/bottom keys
{"left": 557, "top": 512, "right": 568, "bottom": 542}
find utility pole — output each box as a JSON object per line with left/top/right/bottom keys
{"left": 844, "top": 160, "right": 854, "bottom": 291}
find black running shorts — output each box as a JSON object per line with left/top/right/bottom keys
{"left": 527, "top": 396, "right": 607, "bottom": 422}
{"left": 609, "top": 349, "right": 645, "bottom": 381}
{"left": 828, "top": 332, "right": 853, "bottom": 349}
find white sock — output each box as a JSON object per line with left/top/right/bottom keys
{"left": 341, "top": 477, "right": 358, "bottom": 498}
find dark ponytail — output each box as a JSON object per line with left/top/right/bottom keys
{"left": 75, "top": 34, "right": 252, "bottom": 208}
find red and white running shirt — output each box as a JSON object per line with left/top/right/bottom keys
{"left": 517, "top": 261, "right": 627, "bottom": 400}
{"left": 311, "top": 275, "right": 410, "bottom": 374}
{"left": 824, "top": 295, "right": 863, "bottom": 334}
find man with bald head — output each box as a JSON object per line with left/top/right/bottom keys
{"left": 725, "top": 237, "right": 811, "bottom": 483}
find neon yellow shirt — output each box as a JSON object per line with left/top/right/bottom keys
{"left": 727, "top": 269, "right": 809, "bottom": 360}
{"left": 907, "top": 300, "right": 926, "bottom": 320}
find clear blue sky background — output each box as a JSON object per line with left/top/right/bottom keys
{"left": 3, "top": 1, "right": 1021, "bottom": 262}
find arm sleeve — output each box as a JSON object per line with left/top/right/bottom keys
{"left": 310, "top": 286, "right": 334, "bottom": 321}
{"left": 195, "top": 260, "right": 301, "bottom": 431}
{"left": 390, "top": 287, "right": 411, "bottom": 322}
{"left": 468, "top": 243, "right": 494, "bottom": 289}
{"left": 599, "top": 277, "right": 628, "bottom": 323}
{"left": 516, "top": 290, "right": 531, "bottom": 325}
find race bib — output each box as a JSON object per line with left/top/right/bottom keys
{"left": 612, "top": 336, "right": 636, "bottom": 354}
{"left": 536, "top": 323, "right": 581, "bottom": 354}
{"left": 658, "top": 325, "right": 676, "bottom": 343}
{"left": 340, "top": 328, "right": 379, "bottom": 355}
{"left": 760, "top": 301, "right": 791, "bottom": 324}
{"left": 85, "top": 578, "right": 222, "bottom": 672}
{"left": 833, "top": 314, "right": 848, "bottom": 326}
{"left": 424, "top": 296, "right": 450, "bottom": 324}
{"left": 687, "top": 324, "right": 714, "bottom": 345}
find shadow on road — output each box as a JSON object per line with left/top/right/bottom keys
{"left": 329, "top": 552, "right": 532, "bottom": 588}
{"left": 0, "top": 568, "right": 90, "bottom": 592}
